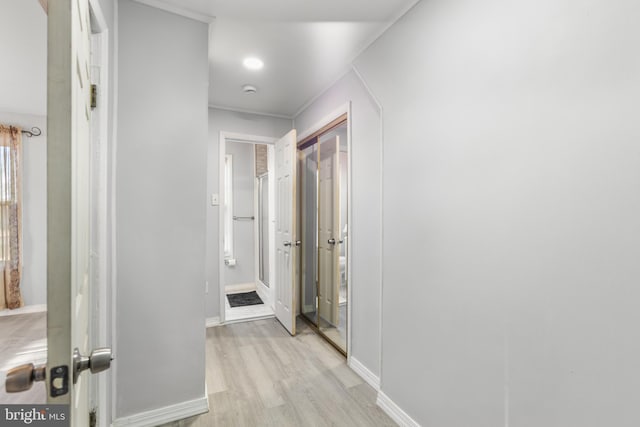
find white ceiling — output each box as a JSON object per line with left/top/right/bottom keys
{"left": 0, "top": 0, "right": 47, "bottom": 116}
{"left": 163, "top": 0, "right": 419, "bottom": 117}
{"left": 0, "top": 0, "right": 417, "bottom": 118}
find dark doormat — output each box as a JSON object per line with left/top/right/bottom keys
{"left": 227, "top": 291, "right": 264, "bottom": 307}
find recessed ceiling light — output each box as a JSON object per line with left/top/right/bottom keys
{"left": 243, "top": 57, "right": 264, "bottom": 70}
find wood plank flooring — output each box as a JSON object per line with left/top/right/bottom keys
{"left": 162, "top": 318, "right": 395, "bottom": 427}
{"left": 0, "top": 311, "right": 47, "bottom": 404}
{"left": 0, "top": 312, "right": 394, "bottom": 426}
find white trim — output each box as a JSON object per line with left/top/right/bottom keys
{"left": 0, "top": 304, "right": 47, "bottom": 317}
{"left": 292, "top": 0, "right": 420, "bottom": 120}
{"left": 346, "top": 102, "right": 353, "bottom": 360}
{"left": 351, "top": 65, "right": 385, "bottom": 390}
{"left": 376, "top": 391, "right": 420, "bottom": 427}
{"left": 223, "top": 154, "right": 234, "bottom": 259}
{"left": 219, "top": 132, "right": 278, "bottom": 324}
{"left": 267, "top": 144, "right": 276, "bottom": 309}
{"left": 218, "top": 133, "right": 225, "bottom": 324}
{"left": 256, "top": 280, "right": 270, "bottom": 307}
{"left": 86, "top": 2, "right": 112, "bottom": 426}
{"left": 347, "top": 0, "right": 421, "bottom": 79}
{"left": 223, "top": 132, "right": 278, "bottom": 145}
{"left": 88, "top": 0, "right": 107, "bottom": 31}
{"left": 112, "top": 395, "right": 209, "bottom": 427}
{"left": 348, "top": 357, "right": 380, "bottom": 391}
{"left": 209, "top": 104, "right": 293, "bottom": 120}
{"left": 132, "top": 0, "right": 215, "bottom": 23}
{"left": 205, "top": 316, "right": 221, "bottom": 328}
{"left": 292, "top": 67, "right": 353, "bottom": 119}
{"left": 222, "top": 314, "right": 275, "bottom": 326}
{"left": 110, "top": 0, "right": 120, "bottom": 422}
{"left": 89, "top": 30, "right": 109, "bottom": 427}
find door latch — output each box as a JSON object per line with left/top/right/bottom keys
{"left": 50, "top": 365, "right": 69, "bottom": 397}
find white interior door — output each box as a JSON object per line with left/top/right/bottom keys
{"left": 275, "top": 129, "right": 297, "bottom": 335}
{"left": 47, "top": 0, "right": 93, "bottom": 422}
{"left": 318, "top": 135, "right": 340, "bottom": 325}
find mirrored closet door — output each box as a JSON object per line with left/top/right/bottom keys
{"left": 298, "top": 117, "right": 348, "bottom": 354}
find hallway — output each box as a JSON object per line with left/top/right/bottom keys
{"left": 162, "top": 318, "right": 394, "bottom": 426}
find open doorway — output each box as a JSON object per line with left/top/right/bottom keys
{"left": 220, "top": 134, "right": 277, "bottom": 323}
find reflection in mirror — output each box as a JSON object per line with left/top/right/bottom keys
{"left": 317, "top": 123, "right": 347, "bottom": 352}
{"left": 298, "top": 119, "right": 348, "bottom": 354}
{"left": 299, "top": 143, "right": 318, "bottom": 323}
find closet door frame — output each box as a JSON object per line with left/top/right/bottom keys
{"left": 296, "top": 103, "right": 352, "bottom": 358}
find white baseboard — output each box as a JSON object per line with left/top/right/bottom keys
{"left": 112, "top": 394, "right": 209, "bottom": 427}
{"left": 206, "top": 316, "right": 221, "bottom": 328}
{"left": 376, "top": 391, "right": 420, "bottom": 427}
{"left": 347, "top": 357, "right": 380, "bottom": 391}
{"left": 0, "top": 304, "right": 47, "bottom": 317}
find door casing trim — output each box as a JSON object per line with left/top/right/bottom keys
{"left": 218, "top": 132, "right": 278, "bottom": 324}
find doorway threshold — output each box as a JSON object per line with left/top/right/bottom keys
{"left": 223, "top": 313, "right": 275, "bottom": 325}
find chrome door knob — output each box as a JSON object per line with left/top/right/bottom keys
{"left": 283, "top": 241, "right": 292, "bottom": 247}
{"left": 327, "top": 238, "right": 336, "bottom": 245}
{"left": 294, "top": 240, "right": 302, "bottom": 247}
{"left": 73, "top": 347, "right": 113, "bottom": 384}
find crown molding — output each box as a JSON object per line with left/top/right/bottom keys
{"left": 133, "top": 0, "right": 215, "bottom": 24}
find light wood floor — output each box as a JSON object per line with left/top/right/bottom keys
{"left": 162, "top": 318, "right": 395, "bottom": 427}
{"left": 0, "top": 311, "right": 47, "bottom": 404}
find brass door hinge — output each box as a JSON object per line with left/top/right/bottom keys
{"left": 91, "top": 84, "right": 97, "bottom": 109}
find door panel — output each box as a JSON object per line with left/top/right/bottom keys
{"left": 47, "top": 0, "right": 92, "bottom": 421}
{"left": 275, "top": 130, "right": 297, "bottom": 335}
{"left": 299, "top": 143, "right": 318, "bottom": 322}
{"left": 318, "top": 135, "right": 340, "bottom": 326}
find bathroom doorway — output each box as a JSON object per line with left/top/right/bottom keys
{"left": 220, "top": 134, "right": 277, "bottom": 323}
{"left": 298, "top": 115, "right": 350, "bottom": 354}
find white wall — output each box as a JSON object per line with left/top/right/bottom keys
{"left": 224, "top": 141, "right": 256, "bottom": 286}
{"left": 0, "top": 0, "right": 47, "bottom": 116}
{"left": 0, "top": 112, "right": 47, "bottom": 307}
{"left": 354, "top": 0, "right": 640, "bottom": 425}
{"left": 205, "top": 108, "right": 291, "bottom": 319}
{"left": 294, "top": 70, "right": 383, "bottom": 377}
{"left": 0, "top": 0, "right": 47, "bottom": 308}
{"left": 116, "top": 1, "right": 208, "bottom": 419}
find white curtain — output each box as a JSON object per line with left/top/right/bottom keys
{"left": 0, "top": 125, "right": 23, "bottom": 310}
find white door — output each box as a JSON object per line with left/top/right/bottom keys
{"left": 318, "top": 135, "right": 340, "bottom": 325}
{"left": 4, "top": 1, "right": 110, "bottom": 420}
{"left": 275, "top": 129, "right": 297, "bottom": 335}
{"left": 47, "top": 0, "right": 110, "bottom": 423}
